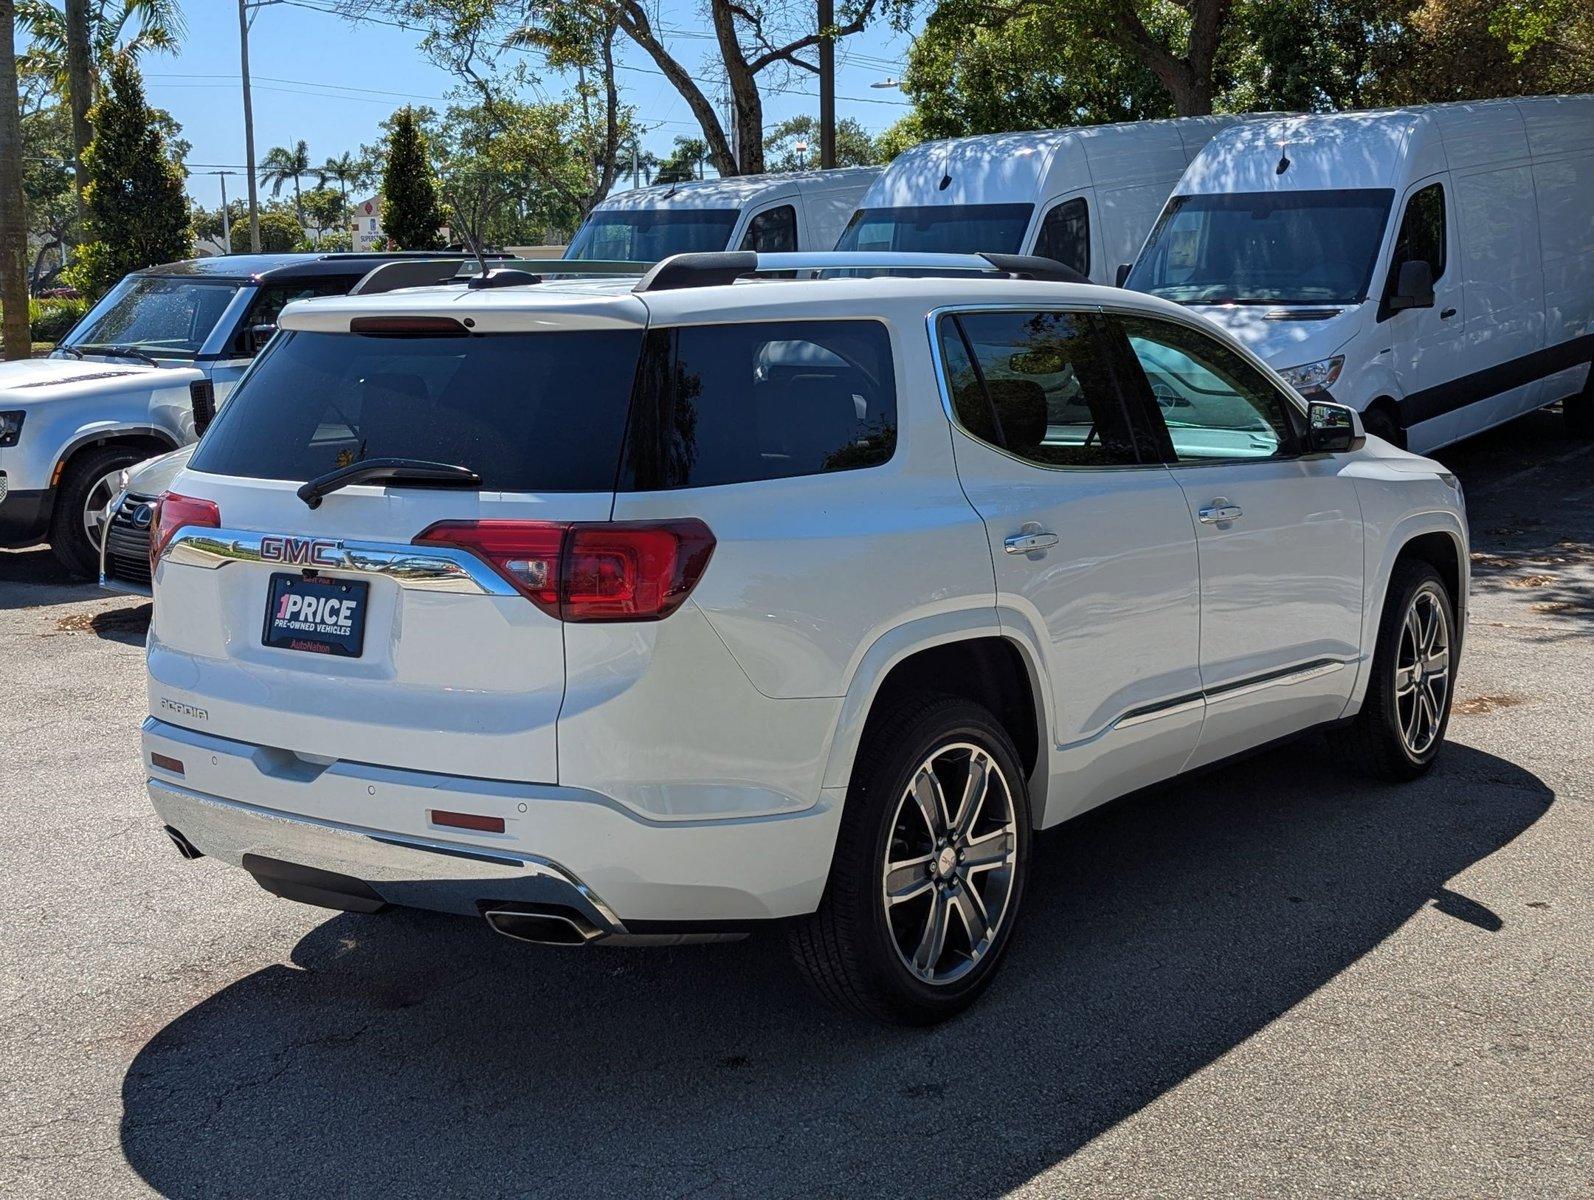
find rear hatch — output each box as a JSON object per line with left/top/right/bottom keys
{"left": 148, "top": 294, "right": 648, "bottom": 782}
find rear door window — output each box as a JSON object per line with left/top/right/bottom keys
{"left": 190, "top": 329, "right": 644, "bottom": 492}
{"left": 937, "top": 310, "right": 1142, "bottom": 467}
{"left": 622, "top": 320, "right": 897, "bottom": 489}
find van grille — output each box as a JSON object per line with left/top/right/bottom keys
{"left": 104, "top": 492, "right": 156, "bottom": 586}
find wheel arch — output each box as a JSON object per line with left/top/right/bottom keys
{"left": 821, "top": 611, "right": 1052, "bottom": 825}
{"left": 51, "top": 425, "right": 180, "bottom": 490}
{"left": 1350, "top": 513, "right": 1469, "bottom": 711}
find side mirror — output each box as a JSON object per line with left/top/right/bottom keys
{"left": 1387, "top": 259, "right": 1434, "bottom": 311}
{"left": 1115, "top": 262, "right": 1132, "bottom": 288}
{"left": 1307, "top": 400, "right": 1365, "bottom": 453}
{"left": 245, "top": 323, "right": 276, "bottom": 354}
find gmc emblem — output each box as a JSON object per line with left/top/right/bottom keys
{"left": 260, "top": 535, "right": 342, "bottom": 568}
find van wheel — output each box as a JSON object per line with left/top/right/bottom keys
{"left": 48, "top": 445, "right": 142, "bottom": 579}
{"left": 1363, "top": 405, "right": 1402, "bottom": 446}
{"left": 1565, "top": 372, "right": 1594, "bottom": 439}
{"left": 788, "top": 695, "right": 1031, "bottom": 1025}
{"left": 1334, "top": 560, "right": 1457, "bottom": 782}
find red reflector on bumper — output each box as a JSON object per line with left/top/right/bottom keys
{"left": 430, "top": 809, "right": 505, "bottom": 834}
{"left": 150, "top": 753, "right": 185, "bottom": 775}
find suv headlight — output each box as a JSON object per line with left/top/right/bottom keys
{"left": 1278, "top": 356, "right": 1344, "bottom": 392}
{"left": 0, "top": 410, "right": 23, "bottom": 448}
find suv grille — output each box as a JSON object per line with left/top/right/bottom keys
{"left": 189, "top": 379, "right": 216, "bottom": 435}
{"left": 104, "top": 492, "right": 157, "bottom": 586}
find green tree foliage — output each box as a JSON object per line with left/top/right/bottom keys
{"left": 19, "top": 87, "right": 79, "bottom": 286}
{"left": 652, "top": 136, "right": 709, "bottom": 186}
{"left": 64, "top": 54, "right": 188, "bottom": 298}
{"left": 903, "top": 0, "right": 1594, "bottom": 137}
{"left": 259, "top": 138, "right": 311, "bottom": 227}
{"left": 764, "top": 115, "right": 885, "bottom": 170}
{"left": 245, "top": 209, "right": 304, "bottom": 253}
{"left": 301, "top": 187, "right": 349, "bottom": 244}
{"left": 381, "top": 105, "right": 446, "bottom": 250}
{"left": 17, "top": 0, "right": 185, "bottom": 92}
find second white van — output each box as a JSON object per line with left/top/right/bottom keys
{"left": 1125, "top": 98, "right": 1594, "bottom": 449}
{"left": 833, "top": 118, "right": 1243, "bottom": 283}
{"left": 564, "top": 168, "right": 880, "bottom": 262}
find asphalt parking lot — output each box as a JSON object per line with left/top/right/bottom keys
{"left": 2, "top": 409, "right": 1590, "bottom": 1199}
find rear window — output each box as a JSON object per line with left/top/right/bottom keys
{"left": 622, "top": 320, "right": 897, "bottom": 490}
{"left": 190, "top": 329, "right": 643, "bottom": 492}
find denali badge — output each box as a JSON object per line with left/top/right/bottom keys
{"left": 260, "top": 535, "right": 342, "bottom": 568}
{"left": 160, "top": 697, "right": 208, "bottom": 721}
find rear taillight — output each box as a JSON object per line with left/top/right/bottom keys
{"left": 150, "top": 491, "right": 222, "bottom": 574}
{"left": 414, "top": 519, "right": 715, "bottom": 622}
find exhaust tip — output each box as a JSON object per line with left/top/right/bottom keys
{"left": 164, "top": 825, "right": 204, "bottom": 860}
{"left": 482, "top": 905, "right": 605, "bottom": 946}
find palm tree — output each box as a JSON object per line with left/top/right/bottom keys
{"left": 260, "top": 139, "right": 311, "bottom": 230}
{"left": 315, "top": 150, "right": 364, "bottom": 209}
{"left": 17, "top": 0, "right": 185, "bottom": 92}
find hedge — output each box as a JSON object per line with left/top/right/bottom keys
{"left": 0, "top": 298, "right": 93, "bottom": 344}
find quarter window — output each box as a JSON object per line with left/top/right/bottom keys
{"left": 622, "top": 320, "right": 896, "bottom": 489}
{"left": 1033, "top": 197, "right": 1090, "bottom": 277}
{"left": 1114, "top": 315, "right": 1299, "bottom": 462}
{"left": 740, "top": 205, "right": 798, "bottom": 252}
{"left": 937, "top": 310, "right": 1141, "bottom": 467}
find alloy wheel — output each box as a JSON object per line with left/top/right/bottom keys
{"left": 82, "top": 468, "right": 123, "bottom": 553}
{"left": 880, "top": 742, "right": 1018, "bottom": 985}
{"left": 1395, "top": 587, "right": 1451, "bottom": 757}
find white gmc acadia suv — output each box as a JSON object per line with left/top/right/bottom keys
{"left": 141, "top": 251, "right": 1468, "bottom": 1024}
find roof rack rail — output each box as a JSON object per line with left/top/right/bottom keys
{"left": 632, "top": 251, "right": 1090, "bottom": 293}
{"left": 350, "top": 258, "right": 471, "bottom": 296}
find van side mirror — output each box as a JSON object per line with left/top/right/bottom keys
{"left": 1307, "top": 400, "right": 1365, "bottom": 453}
{"left": 1388, "top": 259, "right": 1434, "bottom": 311}
{"left": 1115, "top": 262, "right": 1132, "bottom": 288}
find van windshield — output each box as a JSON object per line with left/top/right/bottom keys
{"left": 1126, "top": 189, "right": 1394, "bottom": 305}
{"left": 189, "top": 329, "right": 643, "bottom": 492}
{"left": 564, "top": 208, "right": 739, "bottom": 261}
{"left": 834, "top": 204, "right": 1034, "bottom": 254}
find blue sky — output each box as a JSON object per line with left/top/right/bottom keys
{"left": 105, "top": 1, "right": 920, "bottom": 209}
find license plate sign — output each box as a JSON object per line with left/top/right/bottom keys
{"left": 262, "top": 573, "right": 369, "bottom": 658}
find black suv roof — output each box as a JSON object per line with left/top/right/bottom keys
{"left": 137, "top": 251, "right": 503, "bottom": 284}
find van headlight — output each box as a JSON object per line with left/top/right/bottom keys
{"left": 1278, "top": 356, "right": 1344, "bottom": 392}
{"left": 0, "top": 410, "right": 23, "bottom": 447}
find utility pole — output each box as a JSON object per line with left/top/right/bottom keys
{"left": 238, "top": 0, "right": 261, "bottom": 252}
{"left": 818, "top": 0, "right": 835, "bottom": 168}
{"left": 203, "top": 172, "right": 235, "bottom": 251}
{"left": 64, "top": 0, "right": 92, "bottom": 230}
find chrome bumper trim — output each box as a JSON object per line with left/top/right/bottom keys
{"left": 148, "top": 778, "right": 626, "bottom": 931}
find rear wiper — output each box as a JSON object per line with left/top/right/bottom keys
{"left": 55, "top": 345, "right": 84, "bottom": 360}
{"left": 297, "top": 458, "right": 482, "bottom": 510}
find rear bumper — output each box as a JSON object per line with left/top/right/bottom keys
{"left": 142, "top": 718, "right": 844, "bottom": 924}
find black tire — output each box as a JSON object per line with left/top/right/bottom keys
{"left": 1334, "top": 559, "right": 1458, "bottom": 782}
{"left": 1565, "top": 371, "right": 1594, "bottom": 439}
{"left": 1363, "top": 405, "right": 1402, "bottom": 446}
{"left": 788, "top": 694, "right": 1032, "bottom": 1025}
{"left": 48, "top": 444, "right": 143, "bottom": 579}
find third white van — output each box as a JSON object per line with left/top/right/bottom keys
{"left": 1125, "top": 98, "right": 1594, "bottom": 449}
{"left": 833, "top": 118, "right": 1244, "bottom": 283}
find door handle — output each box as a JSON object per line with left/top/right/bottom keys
{"left": 1004, "top": 531, "right": 1059, "bottom": 555}
{"left": 1198, "top": 504, "right": 1243, "bottom": 525}
{"left": 1440, "top": 307, "right": 1457, "bottom": 319}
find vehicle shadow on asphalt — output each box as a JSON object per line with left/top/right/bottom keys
{"left": 0, "top": 547, "right": 100, "bottom": 610}
{"left": 119, "top": 739, "right": 1552, "bottom": 1199}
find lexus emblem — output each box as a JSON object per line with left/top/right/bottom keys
{"left": 132, "top": 503, "right": 155, "bottom": 528}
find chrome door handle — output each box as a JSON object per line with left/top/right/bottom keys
{"left": 1004, "top": 531, "right": 1059, "bottom": 555}
{"left": 1198, "top": 504, "right": 1243, "bottom": 524}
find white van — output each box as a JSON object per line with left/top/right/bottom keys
{"left": 833, "top": 118, "right": 1243, "bottom": 282}
{"left": 1125, "top": 97, "right": 1594, "bottom": 450}
{"left": 564, "top": 167, "right": 880, "bottom": 262}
